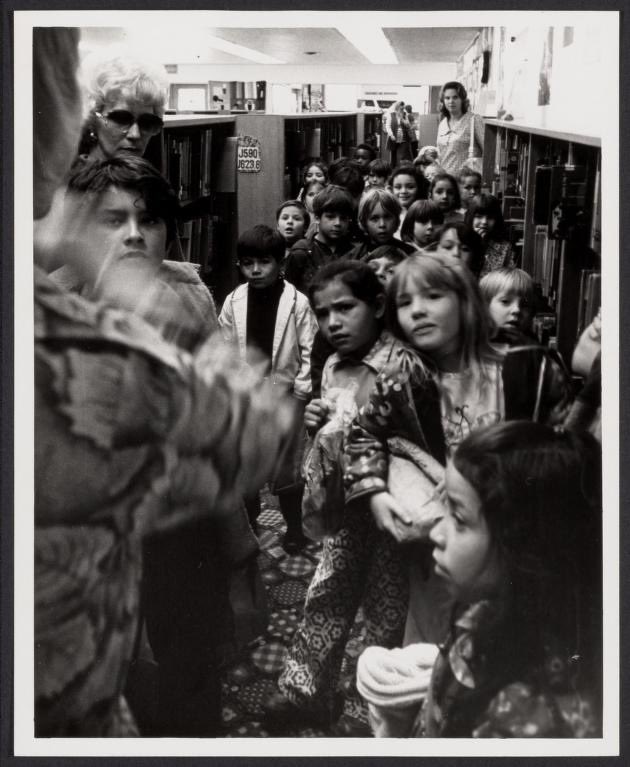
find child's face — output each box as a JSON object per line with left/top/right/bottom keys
{"left": 368, "top": 256, "right": 399, "bottom": 287}
{"left": 438, "top": 228, "right": 474, "bottom": 268}
{"left": 354, "top": 148, "right": 373, "bottom": 170}
{"left": 395, "top": 279, "right": 461, "bottom": 369}
{"left": 472, "top": 213, "right": 496, "bottom": 240}
{"left": 316, "top": 210, "right": 352, "bottom": 242}
{"left": 413, "top": 219, "right": 438, "bottom": 247}
{"left": 277, "top": 206, "right": 306, "bottom": 245}
{"left": 488, "top": 289, "right": 532, "bottom": 334}
{"left": 305, "top": 165, "right": 326, "bottom": 184}
{"left": 459, "top": 175, "right": 481, "bottom": 206}
{"left": 365, "top": 202, "right": 398, "bottom": 244}
{"left": 391, "top": 174, "right": 418, "bottom": 209}
{"left": 367, "top": 172, "right": 387, "bottom": 189}
{"left": 431, "top": 179, "right": 456, "bottom": 211}
{"left": 312, "top": 277, "right": 383, "bottom": 358}
{"left": 304, "top": 184, "right": 325, "bottom": 214}
{"left": 430, "top": 461, "right": 502, "bottom": 602}
{"left": 238, "top": 254, "right": 280, "bottom": 289}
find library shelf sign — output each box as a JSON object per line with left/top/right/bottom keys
{"left": 237, "top": 135, "right": 262, "bottom": 173}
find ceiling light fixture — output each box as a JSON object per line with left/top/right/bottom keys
{"left": 205, "top": 33, "right": 286, "bottom": 64}
{"left": 336, "top": 24, "right": 398, "bottom": 65}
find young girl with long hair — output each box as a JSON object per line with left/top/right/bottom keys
{"left": 465, "top": 193, "right": 516, "bottom": 276}
{"left": 429, "top": 171, "right": 463, "bottom": 225}
{"left": 357, "top": 420, "right": 602, "bottom": 738}
{"left": 437, "top": 221, "right": 485, "bottom": 278}
{"left": 344, "top": 254, "right": 569, "bottom": 530}
{"left": 262, "top": 261, "right": 409, "bottom": 735}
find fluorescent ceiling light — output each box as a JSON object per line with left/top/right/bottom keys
{"left": 337, "top": 24, "right": 398, "bottom": 65}
{"left": 205, "top": 34, "right": 286, "bottom": 64}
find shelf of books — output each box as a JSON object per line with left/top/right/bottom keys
{"left": 146, "top": 114, "right": 238, "bottom": 304}
{"left": 483, "top": 120, "right": 601, "bottom": 362}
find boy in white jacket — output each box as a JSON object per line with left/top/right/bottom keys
{"left": 219, "top": 225, "right": 318, "bottom": 552}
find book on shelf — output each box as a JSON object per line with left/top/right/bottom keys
{"left": 576, "top": 270, "right": 601, "bottom": 335}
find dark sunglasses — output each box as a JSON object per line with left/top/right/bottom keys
{"left": 95, "top": 110, "right": 164, "bottom": 136}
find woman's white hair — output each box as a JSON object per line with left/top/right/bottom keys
{"left": 79, "top": 44, "right": 169, "bottom": 117}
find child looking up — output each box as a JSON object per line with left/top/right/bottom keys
{"left": 348, "top": 188, "right": 415, "bottom": 261}
{"left": 429, "top": 172, "right": 463, "bottom": 225}
{"left": 219, "top": 225, "right": 318, "bottom": 553}
{"left": 367, "top": 158, "right": 392, "bottom": 190}
{"left": 401, "top": 199, "right": 445, "bottom": 252}
{"left": 358, "top": 421, "right": 602, "bottom": 738}
{"left": 457, "top": 166, "right": 482, "bottom": 214}
{"left": 263, "top": 260, "right": 409, "bottom": 736}
{"left": 365, "top": 244, "right": 408, "bottom": 288}
{"left": 276, "top": 200, "right": 310, "bottom": 259}
{"left": 437, "top": 222, "right": 485, "bottom": 278}
{"left": 465, "top": 193, "right": 515, "bottom": 276}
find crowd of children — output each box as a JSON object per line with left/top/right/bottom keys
{"left": 213, "top": 143, "right": 602, "bottom": 739}
{"left": 32, "top": 26, "right": 603, "bottom": 740}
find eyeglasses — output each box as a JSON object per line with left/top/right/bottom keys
{"left": 95, "top": 110, "right": 164, "bottom": 136}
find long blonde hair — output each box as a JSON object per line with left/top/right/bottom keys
{"left": 386, "top": 254, "right": 500, "bottom": 384}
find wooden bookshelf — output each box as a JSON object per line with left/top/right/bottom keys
{"left": 482, "top": 120, "right": 601, "bottom": 361}
{"left": 145, "top": 114, "right": 238, "bottom": 304}
{"left": 233, "top": 112, "right": 361, "bottom": 234}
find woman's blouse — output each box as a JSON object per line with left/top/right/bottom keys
{"left": 437, "top": 111, "right": 485, "bottom": 176}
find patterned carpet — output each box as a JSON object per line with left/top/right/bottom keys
{"left": 220, "top": 495, "right": 369, "bottom": 738}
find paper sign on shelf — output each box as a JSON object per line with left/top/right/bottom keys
{"left": 237, "top": 135, "right": 262, "bottom": 173}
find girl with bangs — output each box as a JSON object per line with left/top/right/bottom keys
{"left": 344, "top": 253, "right": 567, "bottom": 540}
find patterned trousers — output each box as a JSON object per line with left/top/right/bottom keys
{"left": 278, "top": 511, "right": 408, "bottom": 716}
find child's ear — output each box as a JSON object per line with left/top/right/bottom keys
{"left": 374, "top": 293, "right": 386, "bottom": 319}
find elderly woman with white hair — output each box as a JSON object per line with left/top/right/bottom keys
{"left": 78, "top": 47, "right": 168, "bottom": 160}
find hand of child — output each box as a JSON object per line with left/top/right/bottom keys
{"left": 369, "top": 491, "right": 412, "bottom": 542}
{"left": 304, "top": 398, "right": 330, "bottom": 434}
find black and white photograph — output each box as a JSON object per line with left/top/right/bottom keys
{"left": 9, "top": 6, "right": 620, "bottom": 759}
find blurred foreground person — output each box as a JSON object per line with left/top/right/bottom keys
{"left": 33, "top": 28, "right": 291, "bottom": 736}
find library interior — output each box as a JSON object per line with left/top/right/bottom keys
{"left": 31, "top": 14, "right": 610, "bottom": 744}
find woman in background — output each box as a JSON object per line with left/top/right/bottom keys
{"left": 384, "top": 101, "right": 413, "bottom": 167}
{"left": 436, "top": 81, "right": 484, "bottom": 177}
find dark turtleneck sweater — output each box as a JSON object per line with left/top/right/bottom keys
{"left": 245, "top": 277, "right": 285, "bottom": 369}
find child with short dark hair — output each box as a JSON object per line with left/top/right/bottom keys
{"left": 219, "top": 224, "right": 318, "bottom": 553}
{"left": 263, "top": 259, "right": 409, "bottom": 735}
{"left": 400, "top": 199, "right": 445, "bottom": 252}
{"left": 276, "top": 199, "right": 310, "bottom": 259}
{"left": 366, "top": 158, "right": 392, "bottom": 189}
{"left": 353, "top": 143, "right": 377, "bottom": 176}
{"left": 328, "top": 159, "right": 366, "bottom": 203}
{"left": 364, "top": 244, "right": 408, "bottom": 287}
{"left": 284, "top": 185, "right": 356, "bottom": 295}
{"left": 389, "top": 165, "right": 428, "bottom": 236}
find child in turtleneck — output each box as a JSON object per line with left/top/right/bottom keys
{"left": 219, "top": 224, "right": 318, "bottom": 553}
